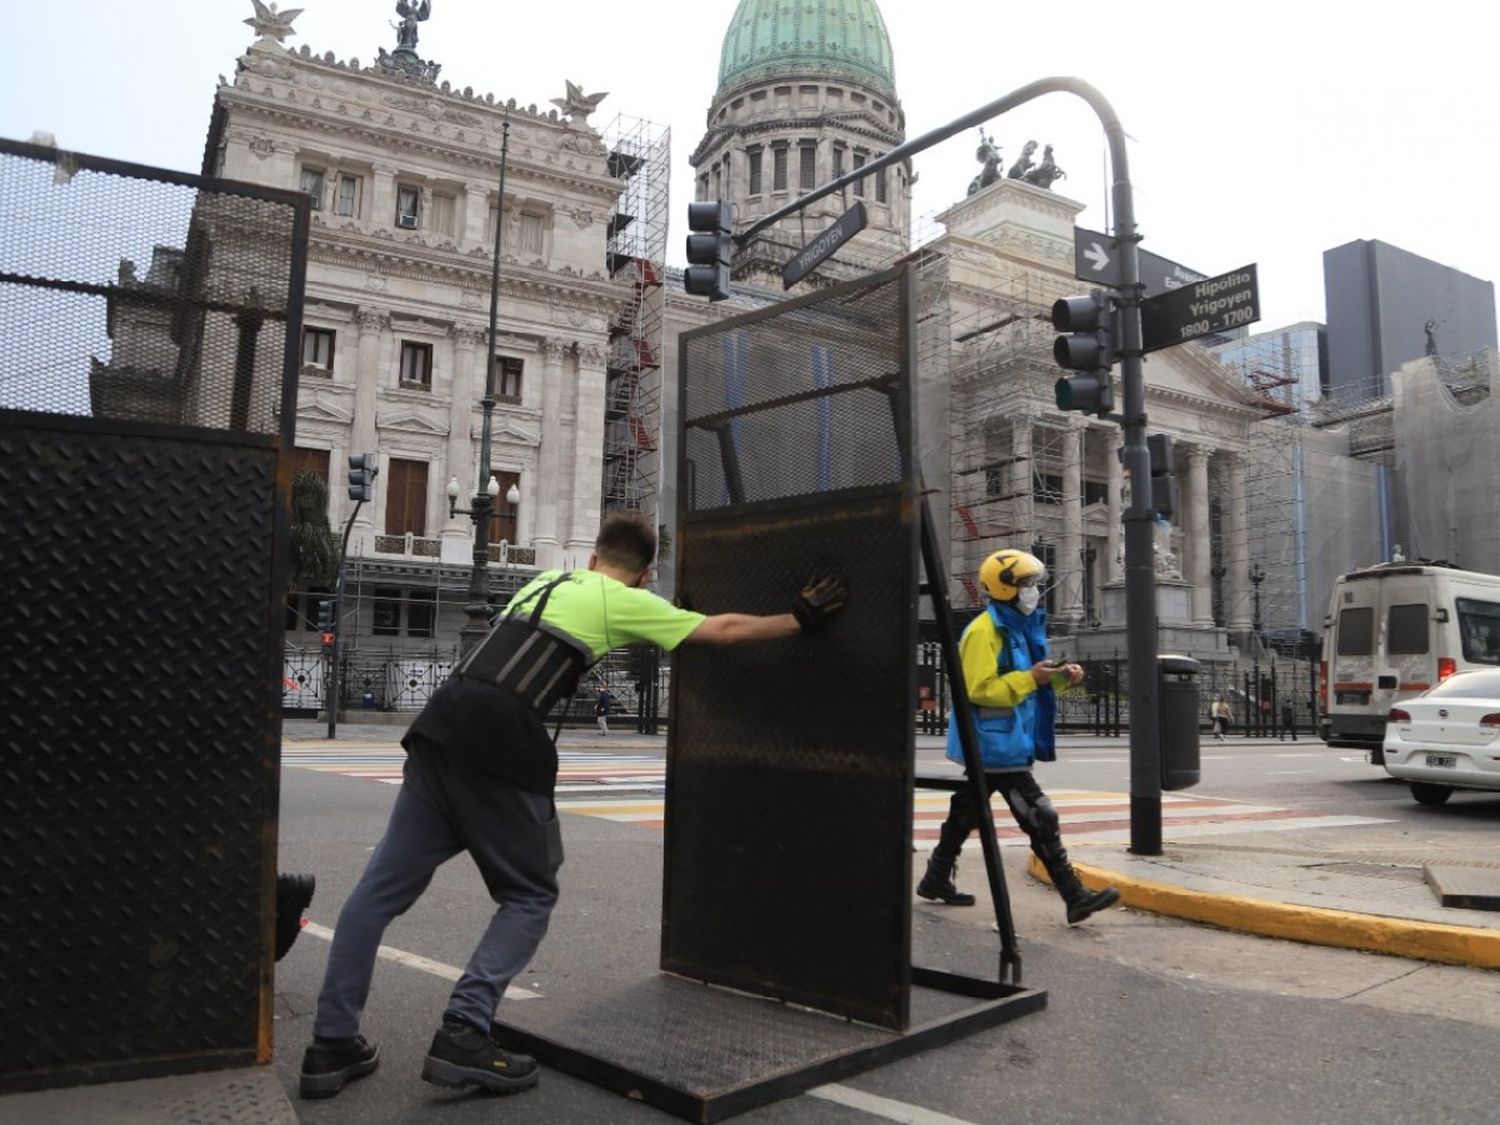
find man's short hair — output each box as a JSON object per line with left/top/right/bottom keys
{"left": 595, "top": 513, "right": 656, "bottom": 573}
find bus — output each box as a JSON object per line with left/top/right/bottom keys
{"left": 1320, "top": 562, "right": 1500, "bottom": 763}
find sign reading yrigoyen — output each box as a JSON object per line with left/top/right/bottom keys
{"left": 782, "top": 203, "right": 869, "bottom": 289}
{"left": 1139, "top": 264, "right": 1260, "bottom": 354}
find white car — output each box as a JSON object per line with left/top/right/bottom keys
{"left": 1383, "top": 668, "right": 1500, "bottom": 805}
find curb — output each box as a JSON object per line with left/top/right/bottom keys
{"left": 1027, "top": 854, "right": 1500, "bottom": 970}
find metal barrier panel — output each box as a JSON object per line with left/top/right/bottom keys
{"left": 0, "top": 139, "right": 306, "bottom": 1093}
{"left": 667, "top": 266, "right": 919, "bottom": 1030}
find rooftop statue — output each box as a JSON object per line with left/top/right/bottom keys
{"left": 394, "top": 0, "right": 431, "bottom": 49}
{"left": 378, "top": 0, "right": 441, "bottom": 81}
{"left": 550, "top": 80, "right": 610, "bottom": 128}
{"left": 1006, "top": 140, "right": 1037, "bottom": 181}
{"left": 965, "top": 129, "right": 1003, "bottom": 197}
{"left": 1022, "top": 144, "right": 1067, "bottom": 191}
{"left": 244, "top": 0, "right": 304, "bottom": 44}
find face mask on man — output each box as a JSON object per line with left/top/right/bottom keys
{"left": 1015, "top": 585, "right": 1041, "bottom": 615}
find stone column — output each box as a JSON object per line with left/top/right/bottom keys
{"left": 349, "top": 307, "right": 387, "bottom": 535}
{"left": 1225, "top": 453, "right": 1251, "bottom": 633}
{"left": 1059, "top": 421, "right": 1085, "bottom": 623}
{"left": 370, "top": 162, "right": 398, "bottom": 230}
{"left": 463, "top": 180, "right": 489, "bottom": 250}
{"left": 1106, "top": 429, "right": 1124, "bottom": 583}
{"left": 443, "top": 325, "right": 486, "bottom": 554}
{"left": 1187, "top": 443, "right": 1214, "bottom": 625}
{"left": 530, "top": 338, "right": 569, "bottom": 570}
{"left": 567, "top": 342, "right": 608, "bottom": 558}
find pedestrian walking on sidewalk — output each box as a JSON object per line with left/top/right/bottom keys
{"left": 917, "top": 548, "right": 1120, "bottom": 926}
{"left": 1210, "top": 696, "right": 1232, "bottom": 740}
{"left": 1280, "top": 699, "right": 1297, "bottom": 741}
{"left": 594, "top": 687, "right": 614, "bottom": 736}
{"left": 300, "top": 513, "right": 848, "bottom": 1101}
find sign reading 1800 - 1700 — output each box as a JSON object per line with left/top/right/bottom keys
{"left": 1139, "top": 264, "right": 1260, "bottom": 354}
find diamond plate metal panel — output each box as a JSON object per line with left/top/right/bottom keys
{"left": 0, "top": 140, "right": 305, "bottom": 1093}
{"left": 667, "top": 266, "right": 919, "bottom": 1030}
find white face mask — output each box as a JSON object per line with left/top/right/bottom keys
{"left": 1016, "top": 586, "right": 1041, "bottom": 615}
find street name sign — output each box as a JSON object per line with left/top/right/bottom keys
{"left": 1139, "top": 264, "right": 1260, "bottom": 354}
{"left": 783, "top": 202, "right": 868, "bottom": 289}
{"left": 1073, "top": 226, "right": 1206, "bottom": 298}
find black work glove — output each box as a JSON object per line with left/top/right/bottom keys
{"left": 791, "top": 576, "right": 848, "bottom": 632}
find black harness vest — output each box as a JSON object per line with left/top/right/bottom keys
{"left": 451, "top": 574, "right": 591, "bottom": 715}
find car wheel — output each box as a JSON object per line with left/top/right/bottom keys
{"left": 1410, "top": 782, "right": 1453, "bottom": 806}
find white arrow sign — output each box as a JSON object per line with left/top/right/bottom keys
{"left": 1083, "top": 241, "right": 1110, "bottom": 273}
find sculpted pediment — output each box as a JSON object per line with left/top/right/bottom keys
{"left": 295, "top": 396, "right": 354, "bottom": 425}
{"left": 378, "top": 408, "right": 449, "bottom": 435}
{"left": 476, "top": 419, "right": 541, "bottom": 446}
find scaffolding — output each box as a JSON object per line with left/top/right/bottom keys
{"left": 602, "top": 115, "right": 670, "bottom": 523}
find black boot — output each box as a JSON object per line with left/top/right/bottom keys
{"left": 917, "top": 854, "right": 976, "bottom": 906}
{"left": 1037, "top": 844, "right": 1120, "bottom": 925}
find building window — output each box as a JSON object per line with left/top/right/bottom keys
{"left": 407, "top": 590, "right": 436, "bottom": 638}
{"left": 772, "top": 146, "right": 788, "bottom": 192}
{"left": 832, "top": 146, "right": 845, "bottom": 178}
{"left": 875, "top": 162, "right": 888, "bottom": 203}
{"left": 713, "top": 165, "right": 722, "bottom": 197}
{"left": 799, "top": 144, "right": 816, "bottom": 191}
{"left": 395, "top": 185, "right": 420, "bottom": 229}
{"left": 300, "top": 166, "right": 325, "bottom": 210}
{"left": 399, "top": 341, "right": 433, "bottom": 388}
{"left": 748, "top": 149, "right": 763, "bottom": 196}
{"left": 291, "top": 446, "right": 330, "bottom": 484}
{"left": 1032, "top": 473, "right": 1064, "bottom": 505}
{"left": 488, "top": 468, "right": 519, "bottom": 546}
{"left": 432, "top": 192, "right": 456, "bottom": 237}
{"left": 372, "top": 587, "right": 402, "bottom": 637}
{"left": 699, "top": 173, "right": 709, "bottom": 200}
{"left": 495, "top": 356, "right": 523, "bottom": 404}
{"left": 385, "top": 458, "right": 429, "bottom": 537}
{"left": 518, "top": 213, "right": 544, "bottom": 256}
{"left": 334, "top": 174, "right": 361, "bottom": 217}
{"left": 852, "top": 151, "right": 866, "bottom": 198}
{"left": 301, "top": 327, "right": 335, "bottom": 371}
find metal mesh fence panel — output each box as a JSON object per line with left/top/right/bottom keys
{"left": 666, "top": 265, "right": 920, "bottom": 1030}
{"left": 0, "top": 139, "right": 306, "bottom": 1093}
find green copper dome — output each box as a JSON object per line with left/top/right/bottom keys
{"left": 717, "top": 0, "right": 896, "bottom": 97}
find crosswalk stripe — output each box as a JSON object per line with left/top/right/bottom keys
{"left": 284, "top": 746, "right": 1390, "bottom": 838}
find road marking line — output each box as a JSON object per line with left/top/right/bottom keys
{"left": 301, "top": 922, "right": 541, "bottom": 999}
{"left": 808, "top": 1083, "right": 980, "bottom": 1124}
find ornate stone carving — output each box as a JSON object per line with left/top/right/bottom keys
{"left": 246, "top": 135, "right": 276, "bottom": 161}
{"left": 449, "top": 324, "right": 488, "bottom": 348}
{"left": 354, "top": 308, "right": 389, "bottom": 334}
{"left": 244, "top": 0, "right": 302, "bottom": 45}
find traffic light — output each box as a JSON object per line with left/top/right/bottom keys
{"left": 1147, "top": 432, "right": 1178, "bottom": 518}
{"left": 348, "top": 451, "right": 378, "bottom": 502}
{"left": 1051, "top": 289, "right": 1117, "bottom": 417}
{"left": 683, "top": 199, "right": 732, "bottom": 302}
{"left": 315, "top": 598, "right": 335, "bottom": 630}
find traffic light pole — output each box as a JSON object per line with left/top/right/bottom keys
{"left": 326, "top": 497, "right": 364, "bottom": 740}
{"left": 735, "top": 76, "right": 1165, "bottom": 854}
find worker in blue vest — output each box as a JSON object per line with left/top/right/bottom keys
{"left": 918, "top": 547, "right": 1120, "bottom": 925}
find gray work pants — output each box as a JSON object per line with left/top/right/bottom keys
{"left": 312, "top": 745, "right": 563, "bottom": 1039}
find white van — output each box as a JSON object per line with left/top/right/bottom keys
{"left": 1320, "top": 562, "right": 1500, "bottom": 763}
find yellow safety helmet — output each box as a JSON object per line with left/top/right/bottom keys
{"left": 978, "top": 548, "right": 1046, "bottom": 603}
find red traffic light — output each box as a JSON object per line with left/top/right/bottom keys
{"left": 321, "top": 632, "right": 335, "bottom": 646}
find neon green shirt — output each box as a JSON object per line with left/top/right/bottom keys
{"left": 504, "top": 569, "right": 706, "bottom": 661}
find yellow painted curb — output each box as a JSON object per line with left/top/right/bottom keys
{"left": 1027, "top": 854, "right": 1500, "bottom": 970}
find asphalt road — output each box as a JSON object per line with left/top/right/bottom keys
{"left": 272, "top": 740, "right": 1500, "bottom": 1124}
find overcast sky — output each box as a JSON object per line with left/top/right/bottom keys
{"left": 4, "top": 1, "right": 1495, "bottom": 331}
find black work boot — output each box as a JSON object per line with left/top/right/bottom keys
{"left": 1037, "top": 844, "right": 1121, "bottom": 925}
{"left": 916, "top": 855, "right": 977, "bottom": 906}
{"left": 300, "top": 1034, "right": 379, "bottom": 1099}
{"left": 422, "top": 1016, "right": 540, "bottom": 1094}
{"left": 1062, "top": 884, "right": 1121, "bottom": 924}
